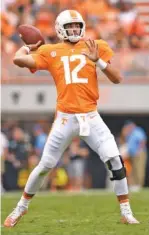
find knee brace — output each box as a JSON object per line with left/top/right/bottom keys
{"left": 106, "top": 155, "right": 126, "bottom": 181}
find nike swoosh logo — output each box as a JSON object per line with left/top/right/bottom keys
{"left": 90, "top": 115, "right": 97, "bottom": 119}
{"left": 11, "top": 220, "right": 18, "bottom": 227}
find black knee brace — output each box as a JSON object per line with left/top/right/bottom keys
{"left": 106, "top": 156, "right": 126, "bottom": 181}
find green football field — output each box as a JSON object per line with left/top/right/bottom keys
{"left": 1, "top": 190, "right": 149, "bottom": 235}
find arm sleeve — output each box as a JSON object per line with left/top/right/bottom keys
{"left": 30, "top": 45, "right": 49, "bottom": 70}
{"left": 97, "top": 40, "right": 114, "bottom": 62}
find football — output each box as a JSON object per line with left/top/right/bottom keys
{"left": 18, "top": 24, "right": 45, "bottom": 45}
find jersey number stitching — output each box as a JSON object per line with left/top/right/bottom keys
{"left": 61, "top": 55, "right": 88, "bottom": 84}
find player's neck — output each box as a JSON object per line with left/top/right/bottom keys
{"left": 63, "top": 40, "right": 80, "bottom": 46}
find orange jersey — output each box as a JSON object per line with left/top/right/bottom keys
{"left": 31, "top": 40, "right": 114, "bottom": 113}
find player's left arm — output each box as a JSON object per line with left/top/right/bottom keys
{"left": 82, "top": 39, "right": 122, "bottom": 84}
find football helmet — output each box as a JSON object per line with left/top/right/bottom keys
{"left": 55, "top": 10, "right": 85, "bottom": 42}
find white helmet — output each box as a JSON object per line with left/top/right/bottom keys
{"left": 55, "top": 10, "right": 85, "bottom": 43}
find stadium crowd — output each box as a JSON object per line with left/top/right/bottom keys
{"left": 1, "top": 0, "right": 149, "bottom": 56}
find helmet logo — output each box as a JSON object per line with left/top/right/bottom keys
{"left": 69, "top": 10, "right": 78, "bottom": 19}
{"left": 51, "top": 51, "right": 56, "bottom": 57}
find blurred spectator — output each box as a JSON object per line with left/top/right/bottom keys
{"left": 84, "top": 143, "right": 108, "bottom": 189}
{"left": 80, "top": 0, "right": 116, "bottom": 22}
{"left": 1, "top": 120, "right": 19, "bottom": 140}
{"left": 85, "top": 20, "right": 100, "bottom": 40}
{"left": 28, "top": 149, "right": 40, "bottom": 170}
{"left": 33, "top": 124, "right": 48, "bottom": 157}
{"left": 67, "top": 138, "right": 89, "bottom": 191}
{"left": 44, "top": 149, "right": 69, "bottom": 191}
{"left": 140, "top": 37, "right": 149, "bottom": 50}
{"left": 118, "top": 131, "right": 132, "bottom": 181}
{"left": 122, "top": 121, "right": 147, "bottom": 191}
{"left": 0, "top": 132, "right": 9, "bottom": 159}
{"left": 49, "top": 164, "right": 69, "bottom": 191}
{"left": 3, "top": 127, "right": 30, "bottom": 190}
{"left": 34, "top": 8, "right": 56, "bottom": 41}
{"left": 118, "top": 1, "right": 137, "bottom": 25}
{"left": 0, "top": 131, "right": 9, "bottom": 193}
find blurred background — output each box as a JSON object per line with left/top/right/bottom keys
{"left": 1, "top": 0, "right": 149, "bottom": 193}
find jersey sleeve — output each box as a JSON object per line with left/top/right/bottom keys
{"left": 96, "top": 40, "right": 114, "bottom": 62}
{"left": 30, "top": 45, "right": 49, "bottom": 70}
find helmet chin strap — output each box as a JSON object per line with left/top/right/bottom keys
{"left": 68, "top": 31, "right": 82, "bottom": 42}
{"left": 68, "top": 35, "right": 81, "bottom": 42}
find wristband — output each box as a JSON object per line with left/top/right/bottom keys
{"left": 22, "top": 46, "right": 30, "bottom": 54}
{"left": 96, "top": 58, "right": 107, "bottom": 70}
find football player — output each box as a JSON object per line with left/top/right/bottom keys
{"left": 4, "top": 10, "right": 139, "bottom": 227}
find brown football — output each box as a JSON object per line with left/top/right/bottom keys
{"left": 18, "top": 24, "right": 45, "bottom": 45}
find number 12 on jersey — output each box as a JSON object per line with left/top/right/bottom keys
{"left": 61, "top": 55, "right": 88, "bottom": 84}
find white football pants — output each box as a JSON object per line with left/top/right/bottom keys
{"left": 40, "top": 110, "right": 120, "bottom": 168}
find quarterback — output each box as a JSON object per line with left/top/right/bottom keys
{"left": 4, "top": 10, "right": 139, "bottom": 227}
